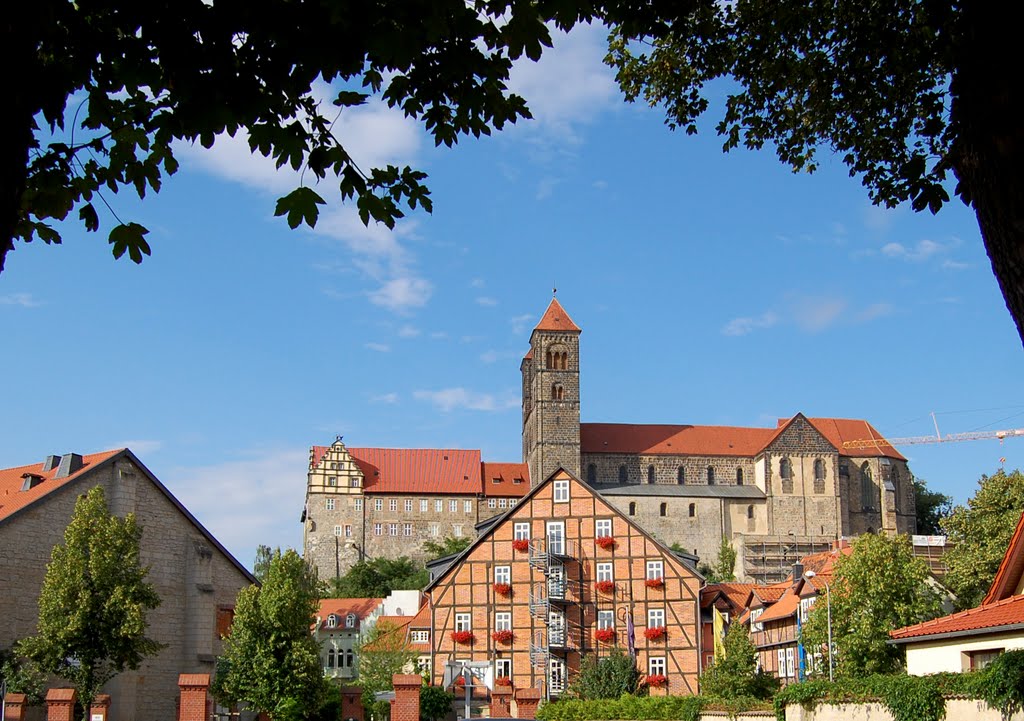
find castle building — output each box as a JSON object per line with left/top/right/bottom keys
{"left": 303, "top": 297, "right": 916, "bottom": 583}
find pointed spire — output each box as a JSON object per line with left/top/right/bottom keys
{"left": 534, "top": 297, "right": 580, "bottom": 332}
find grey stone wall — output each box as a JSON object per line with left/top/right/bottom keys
{"left": 524, "top": 329, "right": 581, "bottom": 485}
{"left": 582, "top": 452, "right": 756, "bottom": 487}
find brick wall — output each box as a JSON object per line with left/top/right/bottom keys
{"left": 390, "top": 675, "right": 421, "bottom": 721}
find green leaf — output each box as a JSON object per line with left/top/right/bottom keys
{"left": 108, "top": 223, "right": 152, "bottom": 264}
{"left": 274, "top": 187, "right": 326, "bottom": 230}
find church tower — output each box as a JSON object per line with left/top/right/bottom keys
{"left": 522, "top": 297, "right": 581, "bottom": 486}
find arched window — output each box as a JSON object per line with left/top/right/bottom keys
{"left": 559, "top": 352, "right": 568, "bottom": 370}
{"left": 861, "top": 462, "right": 874, "bottom": 509}
{"left": 587, "top": 464, "right": 597, "bottom": 484}
{"left": 551, "top": 383, "right": 564, "bottom": 400}
{"left": 345, "top": 613, "right": 356, "bottom": 628}
{"left": 328, "top": 648, "right": 336, "bottom": 668}
{"left": 660, "top": 502, "right": 667, "bottom": 517}
{"left": 780, "top": 457, "right": 794, "bottom": 494}
{"left": 813, "top": 459, "right": 826, "bottom": 494}
{"left": 688, "top": 503, "right": 696, "bottom": 518}
{"left": 747, "top": 505, "right": 754, "bottom": 519}
{"left": 647, "top": 465, "right": 656, "bottom": 484}
{"left": 736, "top": 468, "right": 744, "bottom": 485}
{"left": 546, "top": 350, "right": 553, "bottom": 368}
{"left": 677, "top": 466, "right": 685, "bottom": 484}
{"left": 619, "top": 465, "right": 628, "bottom": 483}
{"left": 707, "top": 466, "right": 715, "bottom": 485}
{"left": 628, "top": 502, "right": 636, "bottom": 516}
{"left": 327, "top": 614, "right": 338, "bottom": 628}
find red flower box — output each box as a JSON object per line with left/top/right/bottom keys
{"left": 644, "top": 626, "right": 667, "bottom": 641}
{"left": 645, "top": 578, "right": 665, "bottom": 589}
{"left": 595, "top": 580, "right": 616, "bottom": 595}
{"left": 595, "top": 536, "right": 616, "bottom": 550}
{"left": 492, "top": 629, "right": 514, "bottom": 644}
{"left": 451, "top": 630, "right": 474, "bottom": 644}
{"left": 493, "top": 583, "right": 513, "bottom": 597}
{"left": 512, "top": 539, "right": 530, "bottom": 552}
{"left": 646, "top": 674, "right": 667, "bottom": 687}
{"left": 454, "top": 676, "right": 466, "bottom": 686}
{"left": 594, "top": 628, "right": 616, "bottom": 642}
{"left": 495, "top": 676, "right": 513, "bottom": 687}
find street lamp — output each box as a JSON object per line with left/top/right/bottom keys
{"left": 803, "top": 570, "right": 833, "bottom": 682}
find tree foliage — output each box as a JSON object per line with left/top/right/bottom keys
{"left": 699, "top": 622, "right": 778, "bottom": 700}
{"left": 325, "top": 557, "right": 428, "bottom": 598}
{"left": 3, "top": 0, "right": 609, "bottom": 274}
{"left": 607, "top": 4, "right": 1024, "bottom": 346}
{"left": 214, "top": 548, "right": 327, "bottom": 721}
{"left": 357, "top": 619, "right": 417, "bottom": 720}
{"left": 18, "top": 486, "right": 162, "bottom": 713}
{"left": 419, "top": 684, "right": 456, "bottom": 721}
{"left": 801, "top": 533, "right": 941, "bottom": 677}
{"left": 568, "top": 649, "right": 641, "bottom": 700}
{"left": 421, "top": 535, "right": 472, "bottom": 561}
{"left": 0, "top": 647, "right": 47, "bottom": 706}
{"left": 941, "top": 468, "right": 1024, "bottom": 609}
{"left": 913, "top": 478, "right": 953, "bottom": 536}
{"left": 697, "top": 537, "right": 737, "bottom": 584}
{"left": 253, "top": 543, "right": 279, "bottom": 583}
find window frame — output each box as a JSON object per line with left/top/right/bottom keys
{"left": 646, "top": 560, "right": 664, "bottom": 580}
{"left": 647, "top": 608, "right": 665, "bottom": 629}
{"left": 514, "top": 522, "right": 530, "bottom": 541}
{"left": 494, "top": 565, "right": 511, "bottom": 585}
{"left": 455, "top": 613, "right": 472, "bottom": 632}
{"left": 553, "top": 479, "right": 570, "bottom": 503}
{"left": 596, "top": 562, "right": 614, "bottom": 582}
{"left": 595, "top": 518, "right": 613, "bottom": 538}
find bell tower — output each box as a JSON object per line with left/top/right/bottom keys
{"left": 522, "top": 296, "right": 581, "bottom": 486}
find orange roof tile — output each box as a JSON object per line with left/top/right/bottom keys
{"left": 481, "top": 463, "right": 530, "bottom": 497}
{"left": 317, "top": 598, "right": 381, "bottom": 630}
{"left": 311, "top": 445, "right": 330, "bottom": 470}
{"left": 581, "top": 423, "right": 775, "bottom": 457}
{"left": 806, "top": 418, "right": 906, "bottom": 461}
{"left": 758, "top": 589, "right": 800, "bottom": 623}
{"left": 750, "top": 585, "right": 788, "bottom": 604}
{"left": 523, "top": 348, "right": 534, "bottom": 361}
{"left": 533, "top": 298, "right": 580, "bottom": 333}
{"left": 702, "top": 583, "right": 758, "bottom": 610}
{"left": 350, "top": 448, "right": 482, "bottom": 494}
{"left": 890, "top": 595, "right": 1024, "bottom": 641}
{"left": 984, "top": 511, "right": 1024, "bottom": 605}
{"left": 800, "top": 545, "right": 852, "bottom": 577}
{"left": 0, "top": 450, "right": 123, "bottom": 523}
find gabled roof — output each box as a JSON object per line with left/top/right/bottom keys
{"left": 481, "top": 463, "right": 530, "bottom": 497}
{"left": 533, "top": 298, "right": 580, "bottom": 333}
{"left": 800, "top": 544, "right": 852, "bottom": 577}
{"left": 757, "top": 586, "right": 802, "bottom": 624}
{"left": 984, "top": 510, "right": 1024, "bottom": 604}
{"left": 805, "top": 418, "right": 906, "bottom": 461}
{"left": 581, "top": 423, "right": 775, "bottom": 457}
{"left": 890, "top": 595, "right": 1024, "bottom": 642}
{"left": 0, "top": 450, "right": 123, "bottom": 523}
{"left": 747, "top": 585, "right": 788, "bottom": 607}
{"left": 317, "top": 597, "right": 381, "bottom": 631}
{"left": 701, "top": 583, "right": 758, "bottom": 610}
{"left": 352, "top": 448, "right": 482, "bottom": 495}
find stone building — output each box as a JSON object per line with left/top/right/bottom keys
{"left": 0, "top": 449, "right": 254, "bottom": 721}
{"left": 425, "top": 468, "right": 703, "bottom": 705}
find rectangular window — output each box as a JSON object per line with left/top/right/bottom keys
{"left": 350, "top": 477, "right": 360, "bottom": 488}
{"left": 328, "top": 476, "right": 337, "bottom": 487}
{"left": 375, "top": 499, "right": 383, "bottom": 512}
{"left": 389, "top": 523, "right": 398, "bottom": 536}
{"left": 495, "top": 612, "right": 511, "bottom": 632}
{"left": 499, "top": 498, "right": 507, "bottom": 509}
{"left": 488, "top": 499, "right": 497, "bottom": 509}
{"left": 509, "top": 499, "right": 517, "bottom": 508}
{"left": 750, "top": 608, "right": 764, "bottom": 632}
{"left": 333, "top": 525, "right": 342, "bottom": 536}
{"left": 389, "top": 499, "right": 398, "bottom": 512}
{"left": 495, "top": 658, "right": 512, "bottom": 679}
{"left": 455, "top": 613, "right": 471, "bottom": 632}
{"left": 553, "top": 479, "right": 569, "bottom": 502}
{"left": 597, "top": 610, "right": 614, "bottom": 630}
{"left": 514, "top": 522, "right": 530, "bottom": 541}
{"left": 374, "top": 523, "right": 382, "bottom": 536}
{"left": 648, "top": 608, "right": 665, "bottom": 628}
{"left": 648, "top": 657, "right": 666, "bottom": 677}
{"left": 344, "top": 524, "right": 352, "bottom": 538}
{"left": 786, "top": 648, "right": 795, "bottom": 678}
{"left": 326, "top": 498, "right": 335, "bottom": 511}
{"left": 597, "top": 562, "right": 613, "bottom": 582}
{"left": 799, "top": 597, "right": 815, "bottom": 623}
{"left": 494, "top": 566, "right": 511, "bottom": 585}
{"left": 354, "top": 498, "right": 363, "bottom": 511}
{"left": 465, "top": 500, "right": 473, "bottom": 513}
{"left": 453, "top": 524, "right": 464, "bottom": 537}
{"left": 777, "top": 650, "right": 786, "bottom": 677}
{"left": 405, "top": 499, "right": 413, "bottom": 513}
{"left": 646, "top": 560, "right": 664, "bottom": 580}
{"left": 420, "top": 499, "right": 428, "bottom": 513}
{"left": 403, "top": 523, "right": 413, "bottom": 537}
{"left": 449, "top": 500, "right": 458, "bottom": 513}
{"left": 411, "top": 630, "right": 429, "bottom": 643}
{"left": 436, "top": 500, "right": 443, "bottom": 513}
{"left": 596, "top": 519, "right": 612, "bottom": 538}
{"left": 430, "top": 523, "right": 440, "bottom": 537}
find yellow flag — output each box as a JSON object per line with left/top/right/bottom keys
{"left": 713, "top": 607, "right": 726, "bottom": 660}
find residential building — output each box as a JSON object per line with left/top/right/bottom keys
{"left": 0, "top": 449, "right": 254, "bottom": 721}
{"left": 699, "top": 583, "right": 757, "bottom": 671}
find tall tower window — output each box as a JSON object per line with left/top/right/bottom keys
{"left": 736, "top": 468, "right": 744, "bottom": 485}
{"left": 688, "top": 503, "right": 696, "bottom": 518}
{"left": 587, "top": 464, "right": 597, "bottom": 484}
{"left": 813, "top": 459, "right": 826, "bottom": 494}
{"left": 861, "top": 462, "right": 874, "bottom": 509}
{"left": 619, "top": 465, "right": 628, "bottom": 483}
{"left": 747, "top": 505, "right": 755, "bottom": 519}
{"left": 677, "top": 467, "right": 685, "bottom": 484}
{"left": 707, "top": 466, "right": 715, "bottom": 485}
{"left": 551, "top": 383, "right": 564, "bottom": 400}
{"left": 545, "top": 347, "right": 568, "bottom": 370}
{"left": 659, "top": 502, "right": 667, "bottom": 517}
{"left": 647, "top": 465, "right": 656, "bottom": 484}
{"left": 780, "top": 458, "right": 794, "bottom": 494}
{"left": 628, "top": 502, "right": 636, "bottom": 516}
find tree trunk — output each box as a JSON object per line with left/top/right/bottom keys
{"left": 950, "top": 5, "right": 1024, "bottom": 349}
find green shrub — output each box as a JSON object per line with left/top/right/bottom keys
{"left": 978, "top": 649, "right": 1024, "bottom": 719}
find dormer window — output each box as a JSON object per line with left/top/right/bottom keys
{"left": 346, "top": 613, "right": 356, "bottom": 628}
{"left": 20, "top": 473, "right": 45, "bottom": 491}
{"left": 327, "top": 614, "right": 338, "bottom": 628}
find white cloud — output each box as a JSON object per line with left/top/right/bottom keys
{"left": 369, "top": 276, "right": 433, "bottom": 312}
{"left": 881, "top": 239, "right": 943, "bottom": 262}
{"left": 722, "top": 312, "right": 778, "bottom": 337}
{"left": 370, "top": 392, "right": 399, "bottom": 404}
{"left": 792, "top": 297, "right": 847, "bottom": 333}
{"left": 0, "top": 293, "right": 40, "bottom": 308}
{"left": 398, "top": 325, "right": 421, "bottom": 338}
{"left": 413, "top": 387, "right": 519, "bottom": 412}
{"left": 510, "top": 314, "right": 534, "bottom": 335}
{"left": 476, "top": 296, "right": 499, "bottom": 307}
{"left": 163, "top": 448, "right": 308, "bottom": 566}
{"left": 365, "top": 342, "right": 391, "bottom": 353}
{"left": 942, "top": 259, "right": 970, "bottom": 271}
{"left": 853, "top": 303, "right": 893, "bottom": 323}
{"left": 470, "top": 278, "right": 486, "bottom": 288}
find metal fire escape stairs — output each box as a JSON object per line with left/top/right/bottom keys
{"left": 527, "top": 537, "right": 580, "bottom": 698}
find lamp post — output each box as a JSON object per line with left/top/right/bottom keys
{"left": 803, "top": 571, "right": 833, "bottom": 682}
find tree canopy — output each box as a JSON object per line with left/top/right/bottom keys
{"left": 697, "top": 537, "right": 737, "bottom": 584}
{"left": 801, "top": 532, "right": 941, "bottom": 677}
{"left": 324, "top": 556, "right": 428, "bottom": 598}
{"left": 608, "top": 3, "right": 1024, "bottom": 346}
{"left": 214, "top": 548, "right": 327, "bottom": 721}
{"left": 941, "top": 468, "right": 1024, "bottom": 609}
{"left": 699, "top": 622, "right": 778, "bottom": 700}
{"left": 567, "top": 649, "right": 641, "bottom": 700}
{"left": 913, "top": 478, "right": 953, "bottom": 536}
{"left": 356, "top": 619, "right": 417, "bottom": 721}
{"left": 18, "top": 486, "right": 162, "bottom": 713}
{"left": 422, "top": 535, "right": 473, "bottom": 561}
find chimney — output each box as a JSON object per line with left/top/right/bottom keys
{"left": 42, "top": 454, "right": 61, "bottom": 472}
{"left": 54, "top": 453, "right": 84, "bottom": 479}
{"left": 792, "top": 562, "right": 804, "bottom": 585}
{"left": 832, "top": 538, "right": 850, "bottom": 551}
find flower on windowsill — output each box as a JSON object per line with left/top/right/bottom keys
{"left": 454, "top": 676, "right": 466, "bottom": 687}
{"left": 451, "top": 630, "right": 474, "bottom": 644}
{"left": 644, "top": 626, "right": 667, "bottom": 641}
{"left": 594, "top": 628, "right": 616, "bottom": 643}
{"left": 595, "top": 536, "right": 616, "bottom": 550}
{"left": 493, "top": 583, "right": 513, "bottom": 597}
{"left": 645, "top": 578, "right": 665, "bottom": 589}
{"left": 595, "top": 580, "right": 616, "bottom": 595}
{"left": 495, "top": 677, "right": 513, "bottom": 687}
{"left": 512, "top": 539, "right": 530, "bottom": 552}
{"left": 645, "top": 674, "right": 667, "bottom": 687}
{"left": 492, "top": 629, "right": 514, "bottom": 644}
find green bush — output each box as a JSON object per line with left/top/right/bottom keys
{"left": 978, "top": 649, "right": 1024, "bottom": 719}
{"left": 567, "top": 649, "right": 641, "bottom": 700}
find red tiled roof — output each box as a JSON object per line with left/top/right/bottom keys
{"left": 350, "top": 448, "right": 482, "bottom": 494}
{"left": 362, "top": 615, "right": 415, "bottom": 651}
{"left": 523, "top": 348, "right": 534, "bottom": 361}
{"left": 409, "top": 602, "right": 431, "bottom": 628}
{"left": 890, "top": 595, "right": 1024, "bottom": 641}
{"left": 311, "top": 445, "right": 330, "bottom": 470}
{"left": 0, "top": 450, "right": 123, "bottom": 523}
{"left": 534, "top": 298, "right": 580, "bottom": 333}
{"left": 317, "top": 598, "right": 381, "bottom": 631}
{"left": 800, "top": 545, "right": 852, "bottom": 577}
{"left": 984, "top": 511, "right": 1024, "bottom": 605}
{"left": 805, "top": 418, "right": 906, "bottom": 461}
{"left": 750, "top": 585, "right": 788, "bottom": 604}
{"left": 702, "top": 583, "right": 758, "bottom": 610}
{"left": 481, "top": 463, "right": 530, "bottom": 497}
{"left": 581, "top": 423, "right": 775, "bottom": 457}
{"left": 758, "top": 589, "right": 800, "bottom": 623}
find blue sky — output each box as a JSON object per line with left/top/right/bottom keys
{"left": 3, "top": 24, "right": 1022, "bottom": 571}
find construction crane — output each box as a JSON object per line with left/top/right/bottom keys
{"left": 842, "top": 412, "right": 1024, "bottom": 450}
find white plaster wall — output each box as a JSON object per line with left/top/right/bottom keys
{"left": 904, "top": 631, "right": 1024, "bottom": 675}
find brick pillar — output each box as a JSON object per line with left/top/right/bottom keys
{"left": 341, "top": 686, "right": 365, "bottom": 721}
{"left": 514, "top": 688, "right": 541, "bottom": 719}
{"left": 491, "top": 686, "right": 512, "bottom": 717}
{"left": 390, "top": 674, "right": 421, "bottom": 721}
{"left": 45, "top": 688, "right": 77, "bottom": 721}
{"left": 90, "top": 693, "right": 112, "bottom": 721}
{"left": 177, "top": 673, "right": 211, "bottom": 721}
{"left": 4, "top": 693, "right": 27, "bottom": 721}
